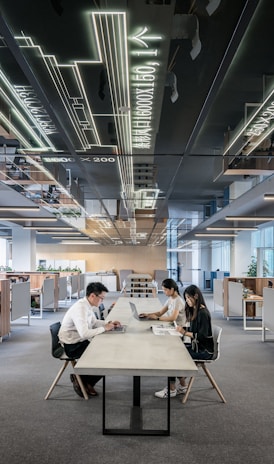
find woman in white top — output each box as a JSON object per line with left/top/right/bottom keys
{"left": 139, "top": 278, "right": 186, "bottom": 325}
{"left": 140, "top": 278, "right": 188, "bottom": 399}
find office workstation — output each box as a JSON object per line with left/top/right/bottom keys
{"left": 1, "top": 1, "right": 274, "bottom": 463}
{"left": 74, "top": 297, "right": 197, "bottom": 435}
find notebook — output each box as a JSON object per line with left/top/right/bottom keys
{"left": 151, "top": 323, "right": 182, "bottom": 336}
{"left": 129, "top": 302, "right": 150, "bottom": 321}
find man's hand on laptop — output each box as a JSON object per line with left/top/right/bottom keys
{"left": 105, "top": 320, "right": 121, "bottom": 331}
{"left": 113, "top": 321, "right": 122, "bottom": 327}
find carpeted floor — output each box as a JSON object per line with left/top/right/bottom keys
{"left": 1, "top": 292, "right": 274, "bottom": 464}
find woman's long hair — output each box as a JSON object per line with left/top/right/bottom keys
{"left": 183, "top": 284, "right": 208, "bottom": 321}
{"left": 161, "top": 278, "right": 180, "bottom": 295}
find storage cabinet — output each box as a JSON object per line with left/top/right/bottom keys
{"left": 84, "top": 273, "right": 117, "bottom": 292}
{"left": 125, "top": 273, "right": 156, "bottom": 298}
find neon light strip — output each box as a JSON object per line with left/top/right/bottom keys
{"left": 223, "top": 87, "right": 274, "bottom": 157}
{"left": 15, "top": 18, "right": 130, "bottom": 153}
{"left": 14, "top": 35, "right": 102, "bottom": 150}
{"left": 0, "top": 112, "right": 32, "bottom": 148}
{"left": 0, "top": 69, "right": 57, "bottom": 150}
{"left": 43, "top": 56, "right": 100, "bottom": 147}
{"left": 0, "top": 88, "right": 43, "bottom": 148}
{"left": 2, "top": 16, "right": 131, "bottom": 156}
{"left": 92, "top": 13, "right": 134, "bottom": 212}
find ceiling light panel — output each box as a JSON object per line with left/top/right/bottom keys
{"left": 52, "top": 236, "right": 89, "bottom": 239}
{"left": 0, "top": 217, "right": 57, "bottom": 221}
{"left": 195, "top": 233, "right": 237, "bottom": 237}
{"left": 226, "top": 216, "right": 274, "bottom": 221}
{"left": 207, "top": 226, "right": 258, "bottom": 231}
{"left": 0, "top": 206, "right": 40, "bottom": 211}
{"left": 23, "top": 226, "right": 73, "bottom": 230}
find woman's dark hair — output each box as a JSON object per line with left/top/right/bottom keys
{"left": 86, "top": 281, "right": 108, "bottom": 297}
{"left": 183, "top": 284, "right": 208, "bottom": 321}
{"left": 161, "top": 278, "right": 180, "bottom": 295}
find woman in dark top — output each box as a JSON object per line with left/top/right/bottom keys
{"left": 155, "top": 284, "right": 214, "bottom": 399}
{"left": 180, "top": 284, "right": 214, "bottom": 358}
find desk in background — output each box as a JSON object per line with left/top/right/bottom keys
{"left": 226, "top": 281, "right": 263, "bottom": 330}
{"left": 242, "top": 295, "right": 263, "bottom": 331}
{"left": 75, "top": 297, "right": 197, "bottom": 436}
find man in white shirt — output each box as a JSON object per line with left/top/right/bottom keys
{"left": 58, "top": 281, "right": 121, "bottom": 398}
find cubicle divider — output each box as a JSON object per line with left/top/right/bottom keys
{"left": 227, "top": 281, "right": 243, "bottom": 318}
{"left": 58, "top": 276, "right": 69, "bottom": 304}
{"left": 79, "top": 273, "right": 85, "bottom": 297}
{"left": 11, "top": 281, "right": 31, "bottom": 324}
{"left": 30, "top": 275, "right": 58, "bottom": 318}
{"left": 262, "top": 287, "right": 274, "bottom": 341}
{"left": 41, "top": 277, "right": 55, "bottom": 313}
{"left": 70, "top": 274, "right": 79, "bottom": 299}
{"left": 15, "top": 277, "right": 55, "bottom": 320}
{"left": 213, "top": 279, "right": 224, "bottom": 312}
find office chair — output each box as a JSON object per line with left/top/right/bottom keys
{"left": 182, "top": 325, "right": 226, "bottom": 404}
{"left": 44, "top": 321, "right": 88, "bottom": 400}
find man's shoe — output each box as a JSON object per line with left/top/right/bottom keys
{"left": 86, "top": 384, "right": 98, "bottom": 396}
{"left": 70, "top": 374, "right": 84, "bottom": 398}
{"left": 154, "top": 386, "right": 177, "bottom": 399}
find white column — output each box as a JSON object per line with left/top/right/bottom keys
{"left": 0, "top": 238, "right": 8, "bottom": 268}
{"left": 257, "top": 248, "right": 263, "bottom": 277}
{"left": 12, "top": 227, "right": 36, "bottom": 271}
{"left": 233, "top": 231, "right": 252, "bottom": 277}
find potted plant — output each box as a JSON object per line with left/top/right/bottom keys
{"left": 247, "top": 256, "right": 269, "bottom": 277}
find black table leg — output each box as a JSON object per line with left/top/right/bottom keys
{"left": 102, "top": 376, "right": 171, "bottom": 436}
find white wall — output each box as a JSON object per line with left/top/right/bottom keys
{"left": 36, "top": 243, "right": 167, "bottom": 283}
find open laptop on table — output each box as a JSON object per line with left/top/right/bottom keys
{"left": 129, "top": 302, "right": 151, "bottom": 321}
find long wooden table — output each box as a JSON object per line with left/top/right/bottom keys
{"left": 74, "top": 297, "right": 197, "bottom": 436}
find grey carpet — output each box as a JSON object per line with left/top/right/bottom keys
{"left": 1, "top": 292, "right": 274, "bottom": 464}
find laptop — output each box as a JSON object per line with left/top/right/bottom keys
{"left": 129, "top": 302, "right": 150, "bottom": 321}
{"left": 104, "top": 325, "right": 127, "bottom": 334}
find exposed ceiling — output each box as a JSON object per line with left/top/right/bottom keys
{"left": 1, "top": 0, "right": 274, "bottom": 247}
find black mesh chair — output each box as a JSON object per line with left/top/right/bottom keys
{"left": 182, "top": 325, "right": 226, "bottom": 404}
{"left": 44, "top": 321, "right": 88, "bottom": 400}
